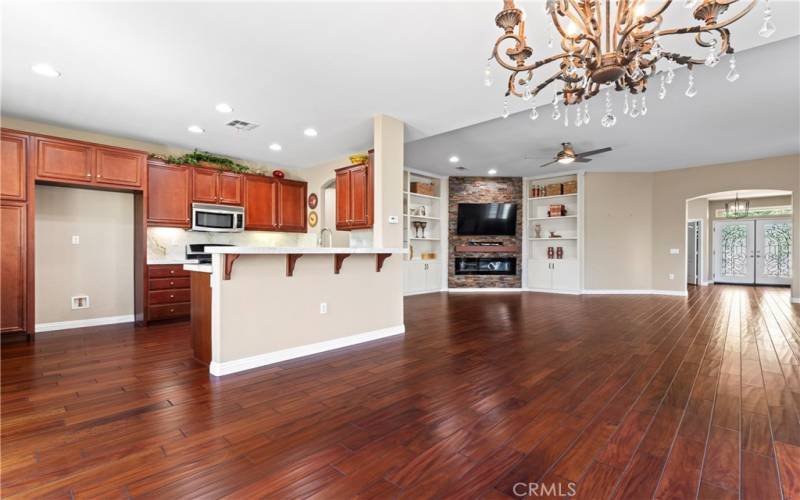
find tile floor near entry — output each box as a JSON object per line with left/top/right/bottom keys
{"left": 1, "top": 286, "right": 799, "bottom": 498}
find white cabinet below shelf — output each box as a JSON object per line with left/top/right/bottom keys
{"left": 403, "top": 260, "right": 441, "bottom": 294}
{"left": 527, "top": 259, "right": 579, "bottom": 291}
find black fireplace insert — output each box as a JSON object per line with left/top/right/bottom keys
{"left": 455, "top": 257, "right": 517, "bottom": 275}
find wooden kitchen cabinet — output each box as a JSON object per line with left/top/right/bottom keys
{"left": 95, "top": 146, "right": 144, "bottom": 188}
{"left": 34, "top": 136, "right": 145, "bottom": 189}
{"left": 147, "top": 160, "right": 191, "bottom": 227}
{"left": 218, "top": 172, "right": 243, "bottom": 205}
{"left": 335, "top": 152, "right": 373, "bottom": 230}
{"left": 192, "top": 167, "right": 242, "bottom": 205}
{"left": 277, "top": 179, "right": 307, "bottom": 232}
{"left": 146, "top": 264, "right": 191, "bottom": 322}
{"left": 35, "top": 136, "right": 94, "bottom": 183}
{"left": 1, "top": 131, "right": 28, "bottom": 201}
{"left": 191, "top": 167, "right": 219, "bottom": 204}
{"left": 244, "top": 174, "right": 278, "bottom": 230}
{"left": 1, "top": 203, "right": 28, "bottom": 334}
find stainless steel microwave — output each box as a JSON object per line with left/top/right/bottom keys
{"left": 191, "top": 203, "right": 245, "bottom": 232}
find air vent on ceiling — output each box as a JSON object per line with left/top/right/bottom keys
{"left": 455, "top": 166, "right": 468, "bottom": 171}
{"left": 225, "top": 120, "right": 260, "bottom": 131}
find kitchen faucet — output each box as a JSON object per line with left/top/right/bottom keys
{"left": 318, "top": 228, "right": 333, "bottom": 248}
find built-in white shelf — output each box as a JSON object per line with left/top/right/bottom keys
{"left": 404, "top": 214, "right": 441, "bottom": 221}
{"left": 404, "top": 191, "right": 441, "bottom": 201}
{"left": 528, "top": 193, "right": 578, "bottom": 201}
{"left": 530, "top": 237, "right": 578, "bottom": 241}
{"left": 527, "top": 215, "right": 578, "bottom": 221}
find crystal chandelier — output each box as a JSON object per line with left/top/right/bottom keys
{"left": 487, "top": 0, "right": 775, "bottom": 127}
{"left": 725, "top": 193, "right": 750, "bottom": 218}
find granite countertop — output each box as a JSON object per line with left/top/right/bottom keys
{"left": 204, "top": 246, "right": 407, "bottom": 255}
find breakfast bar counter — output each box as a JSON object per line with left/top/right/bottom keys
{"left": 184, "top": 246, "right": 406, "bottom": 375}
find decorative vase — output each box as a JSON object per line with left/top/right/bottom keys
{"left": 534, "top": 224, "right": 542, "bottom": 239}
{"left": 273, "top": 169, "right": 285, "bottom": 179}
{"left": 556, "top": 247, "right": 563, "bottom": 259}
{"left": 547, "top": 247, "right": 555, "bottom": 259}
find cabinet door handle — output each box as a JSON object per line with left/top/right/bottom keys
{"left": 170, "top": 270, "right": 175, "bottom": 274}
{"left": 169, "top": 308, "right": 175, "bottom": 313}
{"left": 170, "top": 294, "right": 174, "bottom": 298}
{"left": 86, "top": 172, "right": 92, "bottom": 178}
{"left": 170, "top": 281, "right": 174, "bottom": 285}
{"left": 97, "top": 174, "right": 101, "bottom": 178}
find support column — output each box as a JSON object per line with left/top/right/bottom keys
{"left": 372, "top": 114, "right": 404, "bottom": 249}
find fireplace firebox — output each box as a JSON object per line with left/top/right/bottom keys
{"left": 455, "top": 257, "right": 517, "bottom": 276}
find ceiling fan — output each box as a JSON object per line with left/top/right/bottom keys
{"left": 530, "top": 143, "right": 612, "bottom": 168}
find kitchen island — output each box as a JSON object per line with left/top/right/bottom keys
{"left": 184, "top": 246, "right": 406, "bottom": 376}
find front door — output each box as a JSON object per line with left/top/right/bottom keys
{"left": 714, "top": 218, "right": 792, "bottom": 285}
{"left": 756, "top": 219, "right": 793, "bottom": 286}
{"left": 714, "top": 220, "right": 755, "bottom": 284}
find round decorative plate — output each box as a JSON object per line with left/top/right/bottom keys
{"left": 307, "top": 192, "right": 318, "bottom": 209}
{"left": 308, "top": 210, "right": 318, "bottom": 227}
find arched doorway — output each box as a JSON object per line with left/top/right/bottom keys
{"left": 686, "top": 189, "right": 792, "bottom": 287}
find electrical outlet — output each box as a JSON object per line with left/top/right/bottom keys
{"left": 320, "top": 302, "right": 327, "bottom": 314}
{"left": 71, "top": 295, "right": 90, "bottom": 309}
{"left": 388, "top": 215, "right": 399, "bottom": 224}
{"left": 669, "top": 248, "right": 679, "bottom": 255}
{"left": 71, "top": 235, "right": 80, "bottom": 245}
{"left": 668, "top": 274, "right": 675, "bottom": 280}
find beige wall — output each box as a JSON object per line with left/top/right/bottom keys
{"left": 652, "top": 155, "right": 799, "bottom": 294}
{"left": 35, "top": 185, "right": 134, "bottom": 324}
{"left": 373, "top": 115, "right": 405, "bottom": 248}
{"left": 583, "top": 155, "right": 799, "bottom": 296}
{"left": 296, "top": 155, "right": 357, "bottom": 247}
{"left": 583, "top": 172, "right": 654, "bottom": 290}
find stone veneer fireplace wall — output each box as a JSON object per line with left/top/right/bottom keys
{"left": 448, "top": 177, "right": 523, "bottom": 288}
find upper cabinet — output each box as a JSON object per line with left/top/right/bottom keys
{"left": 277, "top": 179, "right": 307, "bottom": 232}
{"left": 218, "top": 172, "right": 243, "bottom": 205}
{"left": 35, "top": 137, "right": 94, "bottom": 184}
{"left": 192, "top": 167, "right": 219, "bottom": 204}
{"left": 147, "top": 160, "right": 191, "bottom": 227}
{"left": 191, "top": 167, "right": 242, "bottom": 205}
{"left": 1, "top": 131, "right": 28, "bottom": 201}
{"left": 335, "top": 151, "right": 373, "bottom": 231}
{"left": 243, "top": 175, "right": 307, "bottom": 232}
{"left": 244, "top": 175, "right": 278, "bottom": 230}
{"left": 95, "top": 146, "right": 144, "bottom": 188}
{"left": 33, "top": 136, "right": 145, "bottom": 190}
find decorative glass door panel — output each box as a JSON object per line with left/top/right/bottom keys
{"left": 756, "top": 219, "right": 792, "bottom": 285}
{"left": 714, "top": 220, "right": 755, "bottom": 284}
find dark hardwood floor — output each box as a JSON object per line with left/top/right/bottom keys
{"left": 2, "top": 285, "right": 799, "bottom": 498}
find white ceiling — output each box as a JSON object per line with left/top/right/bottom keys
{"left": 2, "top": 1, "right": 799, "bottom": 172}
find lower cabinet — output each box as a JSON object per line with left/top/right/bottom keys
{"left": 147, "top": 264, "right": 191, "bottom": 322}
{"left": 403, "top": 260, "right": 441, "bottom": 294}
{"left": 527, "top": 259, "right": 579, "bottom": 291}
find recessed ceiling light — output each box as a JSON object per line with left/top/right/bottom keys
{"left": 215, "top": 103, "right": 233, "bottom": 113}
{"left": 449, "top": 155, "right": 460, "bottom": 163}
{"left": 269, "top": 143, "right": 282, "bottom": 151}
{"left": 187, "top": 125, "right": 205, "bottom": 134}
{"left": 488, "top": 168, "right": 498, "bottom": 175}
{"left": 303, "top": 128, "right": 318, "bottom": 137}
{"left": 31, "top": 63, "right": 60, "bottom": 78}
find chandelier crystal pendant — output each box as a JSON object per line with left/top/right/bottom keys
{"left": 725, "top": 193, "right": 750, "bottom": 218}
{"left": 488, "top": 0, "right": 762, "bottom": 127}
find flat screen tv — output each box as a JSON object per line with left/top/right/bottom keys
{"left": 457, "top": 203, "right": 517, "bottom": 236}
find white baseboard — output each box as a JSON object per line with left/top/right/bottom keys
{"left": 209, "top": 324, "right": 405, "bottom": 377}
{"left": 792, "top": 297, "right": 800, "bottom": 304}
{"left": 404, "top": 289, "right": 442, "bottom": 296}
{"left": 447, "top": 288, "right": 523, "bottom": 293}
{"left": 526, "top": 288, "right": 582, "bottom": 295}
{"left": 582, "top": 289, "right": 688, "bottom": 297}
{"left": 35, "top": 314, "right": 135, "bottom": 333}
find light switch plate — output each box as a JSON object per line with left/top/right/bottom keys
{"left": 388, "top": 216, "right": 399, "bottom": 224}
{"left": 71, "top": 235, "right": 80, "bottom": 245}
{"left": 669, "top": 248, "right": 680, "bottom": 255}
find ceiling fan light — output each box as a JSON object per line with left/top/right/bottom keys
{"left": 558, "top": 157, "right": 575, "bottom": 164}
